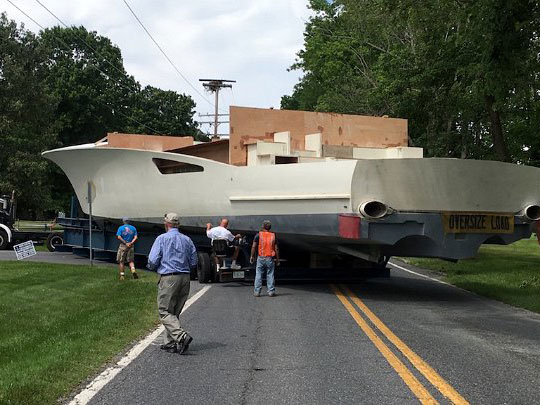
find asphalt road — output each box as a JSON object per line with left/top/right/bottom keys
{"left": 78, "top": 261, "right": 539, "bottom": 405}
{"left": 2, "top": 252, "right": 538, "bottom": 403}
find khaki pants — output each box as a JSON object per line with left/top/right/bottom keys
{"left": 157, "top": 273, "right": 190, "bottom": 345}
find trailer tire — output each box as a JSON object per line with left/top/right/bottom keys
{"left": 0, "top": 229, "right": 8, "bottom": 250}
{"left": 46, "top": 232, "right": 64, "bottom": 252}
{"left": 197, "top": 252, "right": 213, "bottom": 283}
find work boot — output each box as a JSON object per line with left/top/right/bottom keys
{"left": 178, "top": 334, "right": 193, "bottom": 355}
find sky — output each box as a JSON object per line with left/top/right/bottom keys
{"left": 2, "top": 0, "right": 313, "bottom": 135}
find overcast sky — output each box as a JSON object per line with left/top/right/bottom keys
{"left": 3, "top": 0, "right": 313, "bottom": 135}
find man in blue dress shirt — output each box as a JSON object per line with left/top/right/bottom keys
{"left": 147, "top": 212, "right": 198, "bottom": 354}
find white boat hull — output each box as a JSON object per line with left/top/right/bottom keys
{"left": 43, "top": 144, "right": 540, "bottom": 261}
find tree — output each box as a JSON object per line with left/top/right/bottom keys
{"left": 40, "top": 26, "right": 140, "bottom": 147}
{"left": 128, "top": 85, "right": 199, "bottom": 136}
{"left": 283, "top": 0, "right": 540, "bottom": 163}
{"left": 40, "top": 26, "right": 202, "bottom": 144}
{"left": 0, "top": 13, "right": 59, "bottom": 217}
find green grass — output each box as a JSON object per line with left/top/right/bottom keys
{"left": 0, "top": 261, "right": 159, "bottom": 405}
{"left": 404, "top": 237, "right": 540, "bottom": 313}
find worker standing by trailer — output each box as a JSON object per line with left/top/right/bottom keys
{"left": 250, "top": 220, "right": 280, "bottom": 297}
{"left": 116, "top": 217, "right": 139, "bottom": 280}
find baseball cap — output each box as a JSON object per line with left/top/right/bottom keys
{"left": 164, "top": 212, "right": 180, "bottom": 225}
{"left": 122, "top": 216, "right": 130, "bottom": 223}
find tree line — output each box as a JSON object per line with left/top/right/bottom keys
{"left": 0, "top": 13, "right": 201, "bottom": 218}
{"left": 282, "top": 0, "right": 540, "bottom": 164}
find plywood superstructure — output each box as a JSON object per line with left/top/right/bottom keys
{"left": 229, "top": 106, "right": 408, "bottom": 166}
{"left": 95, "top": 107, "right": 411, "bottom": 166}
{"left": 101, "top": 133, "right": 194, "bottom": 151}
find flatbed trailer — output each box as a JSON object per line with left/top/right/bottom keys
{"left": 55, "top": 211, "right": 390, "bottom": 283}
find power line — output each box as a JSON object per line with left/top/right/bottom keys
{"left": 121, "top": 0, "right": 218, "bottom": 111}
{"left": 6, "top": 0, "right": 45, "bottom": 30}
{"left": 5, "top": 0, "right": 165, "bottom": 135}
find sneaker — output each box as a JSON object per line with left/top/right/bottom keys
{"left": 160, "top": 342, "right": 177, "bottom": 353}
{"left": 119, "top": 273, "right": 125, "bottom": 281}
{"left": 231, "top": 263, "right": 242, "bottom": 270}
{"left": 268, "top": 292, "right": 277, "bottom": 297}
{"left": 178, "top": 334, "right": 193, "bottom": 355}
{"left": 132, "top": 271, "right": 139, "bottom": 279}
{"left": 254, "top": 291, "right": 261, "bottom": 297}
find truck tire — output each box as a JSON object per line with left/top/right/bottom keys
{"left": 197, "top": 252, "right": 213, "bottom": 283}
{"left": 0, "top": 229, "right": 8, "bottom": 250}
{"left": 46, "top": 232, "right": 64, "bottom": 252}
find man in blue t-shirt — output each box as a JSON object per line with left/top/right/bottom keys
{"left": 116, "top": 217, "right": 139, "bottom": 280}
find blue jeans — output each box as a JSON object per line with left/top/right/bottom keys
{"left": 254, "top": 256, "right": 275, "bottom": 294}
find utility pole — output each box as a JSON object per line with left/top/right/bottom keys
{"left": 199, "top": 79, "right": 235, "bottom": 138}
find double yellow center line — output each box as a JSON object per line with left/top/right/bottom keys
{"left": 331, "top": 284, "right": 469, "bottom": 405}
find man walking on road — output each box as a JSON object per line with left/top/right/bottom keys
{"left": 116, "top": 217, "right": 139, "bottom": 280}
{"left": 147, "top": 213, "right": 198, "bottom": 354}
{"left": 250, "top": 220, "right": 279, "bottom": 297}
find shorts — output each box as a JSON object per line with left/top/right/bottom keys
{"left": 117, "top": 244, "right": 134, "bottom": 263}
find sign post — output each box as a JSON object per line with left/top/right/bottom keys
{"left": 87, "top": 182, "right": 93, "bottom": 267}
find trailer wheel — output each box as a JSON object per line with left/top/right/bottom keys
{"left": 197, "top": 252, "right": 213, "bottom": 283}
{"left": 46, "top": 232, "right": 64, "bottom": 252}
{"left": 0, "top": 229, "right": 8, "bottom": 250}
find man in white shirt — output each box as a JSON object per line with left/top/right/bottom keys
{"left": 206, "top": 218, "right": 242, "bottom": 270}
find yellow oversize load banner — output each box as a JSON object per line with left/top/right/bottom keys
{"left": 442, "top": 212, "right": 514, "bottom": 234}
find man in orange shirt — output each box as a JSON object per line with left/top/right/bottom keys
{"left": 250, "top": 220, "right": 280, "bottom": 297}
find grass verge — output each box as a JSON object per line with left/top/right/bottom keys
{"left": 403, "top": 237, "right": 540, "bottom": 313}
{"left": 0, "top": 261, "right": 159, "bottom": 405}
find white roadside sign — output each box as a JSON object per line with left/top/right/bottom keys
{"left": 13, "top": 240, "right": 37, "bottom": 260}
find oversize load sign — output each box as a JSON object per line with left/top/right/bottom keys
{"left": 442, "top": 213, "right": 514, "bottom": 234}
{"left": 13, "top": 240, "right": 37, "bottom": 260}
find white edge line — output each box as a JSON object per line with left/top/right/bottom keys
{"left": 388, "top": 261, "right": 452, "bottom": 286}
{"left": 69, "top": 284, "right": 212, "bottom": 405}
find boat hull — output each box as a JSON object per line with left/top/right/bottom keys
{"left": 43, "top": 145, "right": 540, "bottom": 261}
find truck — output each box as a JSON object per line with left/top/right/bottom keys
{"left": 0, "top": 191, "right": 64, "bottom": 252}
